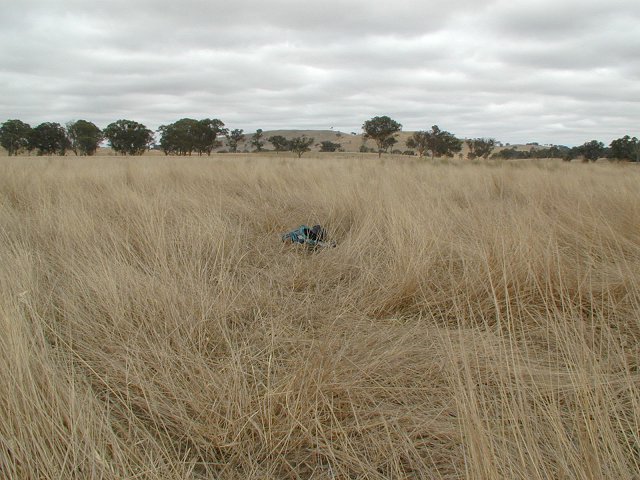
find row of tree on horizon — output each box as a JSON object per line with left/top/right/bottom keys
{"left": 0, "top": 117, "right": 638, "bottom": 162}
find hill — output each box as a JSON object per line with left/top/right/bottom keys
{"left": 226, "top": 130, "right": 544, "bottom": 156}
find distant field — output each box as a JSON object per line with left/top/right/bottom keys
{"left": 1, "top": 155, "right": 639, "bottom": 479}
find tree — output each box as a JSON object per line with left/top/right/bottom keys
{"left": 251, "top": 129, "right": 265, "bottom": 152}
{"left": 29, "top": 122, "right": 70, "bottom": 155}
{"left": 196, "top": 119, "right": 227, "bottom": 155}
{"left": 158, "top": 118, "right": 209, "bottom": 156}
{"left": 319, "top": 140, "right": 341, "bottom": 152}
{"left": 225, "top": 128, "right": 245, "bottom": 153}
{"left": 406, "top": 132, "right": 429, "bottom": 158}
{"left": 66, "top": 120, "right": 103, "bottom": 155}
{"left": 610, "top": 135, "right": 639, "bottom": 162}
{"left": 362, "top": 115, "right": 402, "bottom": 157}
{"left": 565, "top": 146, "right": 582, "bottom": 161}
{"left": 268, "top": 135, "right": 290, "bottom": 152}
{"left": 289, "top": 136, "right": 314, "bottom": 158}
{"left": 0, "top": 119, "right": 31, "bottom": 155}
{"left": 382, "top": 136, "right": 397, "bottom": 153}
{"left": 538, "top": 145, "right": 568, "bottom": 159}
{"left": 422, "top": 125, "right": 462, "bottom": 158}
{"left": 103, "top": 119, "right": 154, "bottom": 155}
{"left": 466, "top": 138, "right": 496, "bottom": 159}
{"left": 158, "top": 120, "right": 188, "bottom": 155}
{"left": 578, "top": 140, "right": 605, "bottom": 162}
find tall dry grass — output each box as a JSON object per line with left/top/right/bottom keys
{"left": 0, "top": 154, "right": 639, "bottom": 479}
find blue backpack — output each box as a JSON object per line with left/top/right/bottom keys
{"left": 282, "top": 224, "right": 335, "bottom": 248}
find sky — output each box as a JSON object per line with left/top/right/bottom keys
{"left": 1, "top": 0, "right": 639, "bottom": 146}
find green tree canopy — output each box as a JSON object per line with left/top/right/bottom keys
{"left": 158, "top": 118, "right": 227, "bottom": 156}
{"left": 196, "top": 119, "right": 227, "bottom": 155}
{"left": 466, "top": 138, "right": 496, "bottom": 159}
{"left": 494, "top": 145, "right": 570, "bottom": 160}
{"left": 577, "top": 140, "right": 605, "bottom": 162}
{"left": 289, "top": 136, "right": 314, "bottom": 158}
{"left": 66, "top": 120, "right": 103, "bottom": 156}
{"left": 319, "top": 140, "right": 341, "bottom": 152}
{"left": 406, "top": 126, "right": 462, "bottom": 159}
{"left": 424, "top": 125, "right": 462, "bottom": 158}
{"left": 251, "top": 129, "right": 265, "bottom": 152}
{"left": 406, "top": 132, "right": 429, "bottom": 158}
{"left": 158, "top": 118, "right": 202, "bottom": 155}
{"left": 0, "top": 119, "right": 32, "bottom": 156}
{"left": 610, "top": 135, "right": 639, "bottom": 162}
{"left": 104, "top": 119, "right": 154, "bottom": 155}
{"left": 225, "top": 129, "right": 245, "bottom": 153}
{"left": 362, "top": 115, "right": 402, "bottom": 157}
{"left": 381, "top": 136, "right": 397, "bottom": 153}
{"left": 268, "top": 135, "right": 290, "bottom": 152}
{"left": 29, "top": 122, "right": 70, "bottom": 156}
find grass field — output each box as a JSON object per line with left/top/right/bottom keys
{"left": 1, "top": 154, "right": 639, "bottom": 479}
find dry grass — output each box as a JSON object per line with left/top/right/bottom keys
{"left": 1, "top": 154, "right": 639, "bottom": 479}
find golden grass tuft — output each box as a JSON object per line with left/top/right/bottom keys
{"left": 1, "top": 154, "right": 639, "bottom": 479}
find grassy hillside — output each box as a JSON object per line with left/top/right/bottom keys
{"left": 1, "top": 155, "right": 639, "bottom": 479}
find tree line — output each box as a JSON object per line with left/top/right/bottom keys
{"left": 0, "top": 119, "right": 153, "bottom": 156}
{"left": 495, "top": 138, "right": 640, "bottom": 162}
{"left": 362, "top": 116, "right": 639, "bottom": 162}
{"left": 1, "top": 116, "right": 638, "bottom": 162}
{"left": 0, "top": 118, "right": 317, "bottom": 158}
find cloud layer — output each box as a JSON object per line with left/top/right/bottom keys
{"left": 1, "top": 0, "right": 639, "bottom": 145}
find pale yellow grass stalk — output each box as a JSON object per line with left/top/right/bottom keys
{"left": 0, "top": 155, "right": 638, "bottom": 478}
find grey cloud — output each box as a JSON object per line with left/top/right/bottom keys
{"left": 496, "top": 26, "right": 640, "bottom": 72}
{"left": 488, "top": 0, "right": 640, "bottom": 39}
{"left": 1, "top": 0, "right": 638, "bottom": 146}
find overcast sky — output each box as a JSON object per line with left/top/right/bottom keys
{"left": 1, "top": 0, "right": 639, "bottom": 145}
